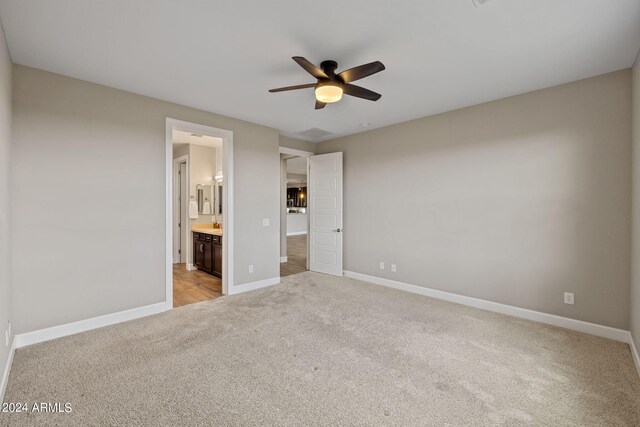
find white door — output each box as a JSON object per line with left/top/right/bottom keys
{"left": 179, "top": 162, "right": 187, "bottom": 263}
{"left": 309, "top": 152, "right": 343, "bottom": 276}
{"left": 174, "top": 161, "right": 188, "bottom": 263}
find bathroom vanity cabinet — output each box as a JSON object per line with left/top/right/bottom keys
{"left": 193, "top": 231, "right": 222, "bottom": 277}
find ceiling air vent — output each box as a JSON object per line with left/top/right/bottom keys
{"left": 298, "top": 127, "right": 334, "bottom": 139}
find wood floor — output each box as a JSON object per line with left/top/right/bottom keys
{"left": 173, "top": 263, "right": 222, "bottom": 307}
{"left": 175, "top": 234, "right": 304, "bottom": 305}
{"left": 281, "top": 234, "right": 308, "bottom": 277}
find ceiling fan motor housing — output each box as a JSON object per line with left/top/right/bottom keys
{"left": 320, "top": 60, "right": 339, "bottom": 78}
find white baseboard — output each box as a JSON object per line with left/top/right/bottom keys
{"left": 0, "top": 337, "right": 15, "bottom": 403}
{"left": 187, "top": 263, "right": 195, "bottom": 271}
{"left": 280, "top": 256, "right": 288, "bottom": 263}
{"left": 343, "top": 271, "right": 630, "bottom": 343}
{"left": 629, "top": 333, "right": 640, "bottom": 378}
{"left": 229, "top": 276, "right": 280, "bottom": 295}
{"left": 287, "top": 231, "right": 307, "bottom": 236}
{"left": 14, "top": 302, "right": 168, "bottom": 349}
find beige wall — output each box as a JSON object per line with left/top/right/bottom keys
{"left": 287, "top": 173, "right": 306, "bottom": 182}
{"left": 0, "top": 22, "right": 11, "bottom": 392}
{"left": 318, "top": 70, "right": 632, "bottom": 329}
{"left": 632, "top": 53, "right": 640, "bottom": 345}
{"left": 173, "top": 143, "right": 189, "bottom": 160}
{"left": 11, "top": 65, "right": 280, "bottom": 334}
{"left": 279, "top": 135, "right": 317, "bottom": 153}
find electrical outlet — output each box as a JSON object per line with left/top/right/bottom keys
{"left": 262, "top": 218, "right": 270, "bottom": 227}
{"left": 564, "top": 292, "right": 575, "bottom": 305}
{"left": 379, "top": 262, "right": 385, "bottom": 270}
{"left": 391, "top": 264, "right": 397, "bottom": 273}
{"left": 248, "top": 265, "right": 254, "bottom": 274}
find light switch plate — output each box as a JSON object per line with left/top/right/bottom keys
{"left": 564, "top": 292, "right": 575, "bottom": 305}
{"left": 5, "top": 321, "right": 10, "bottom": 347}
{"left": 262, "top": 218, "right": 270, "bottom": 227}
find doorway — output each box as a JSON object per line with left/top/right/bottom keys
{"left": 278, "top": 148, "right": 344, "bottom": 278}
{"left": 279, "top": 147, "right": 312, "bottom": 277}
{"left": 166, "top": 118, "right": 234, "bottom": 309}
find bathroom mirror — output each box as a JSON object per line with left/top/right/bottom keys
{"left": 196, "top": 184, "right": 213, "bottom": 214}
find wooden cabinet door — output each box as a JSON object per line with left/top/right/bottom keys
{"left": 193, "top": 234, "right": 203, "bottom": 269}
{"left": 203, "top": 242, "right": 213, "bottom": 272}
{"left": 213, "top": 244, "right": 222, "bottom": 277}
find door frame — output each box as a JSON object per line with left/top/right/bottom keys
{"left": 166, "top": 118, "right": 234, "bottom": 308}
{"left": 279, "top": 146, "right": 314, "bottom": 270}
{"left": 173, "top": 155, "right": 189, "bottom": 264}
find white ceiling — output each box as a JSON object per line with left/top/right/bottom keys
{"left": 1, "top": 1, "right": 639, "bottom": 142}
{"left": 172, "top": 129, "right": 222, "bottom": 148}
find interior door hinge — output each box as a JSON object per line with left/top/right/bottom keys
{"left": 178, "top": 249, "right": 181, "bottom": 254}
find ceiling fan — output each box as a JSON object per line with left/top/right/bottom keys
{"left": 269, "top": 56, "right": 385, "bottom": 109}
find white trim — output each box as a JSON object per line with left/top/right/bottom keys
{"left": 306, "top": 154, "right": 310, "bottom": 271}
{"left": 165, "top": 120, "right": 173, "bottom": 310}
{"left": 228, "top": 277, "right": 280, "bottom": 295}
{"left": 280, "top": 256, "right": 288, "bottom": 263}
{"left": 0, "top": 337, "right": 15, "bottom": 403}
{"left": 173, "top": 155, "right": 189, "bottom": 264}
{"left": 279, "top": 146, "right": 314, "bottom": 158}
{"left": 223, "top": 126, "right": 234, "bottom": 296}
{"left": 166, "top": 118, "right": 234, "bottom": 302}
{"left": 286, "top": 231, "right": 308, "bottom": 236}
{"left": 343, "top": 271, "right": 630, "bottom": 343}
{"left": 14, "top": 303, "right": 168, "bottom": 349}
{"left": 629, "top": 333, "right": 640, "bottom": 378}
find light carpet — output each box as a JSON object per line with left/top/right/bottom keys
{"left": 2, "top": 272, "right": 639, "bottom": 426}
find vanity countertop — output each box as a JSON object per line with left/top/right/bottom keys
{"left": 192, "top": 224, "right": 223, "bottom": 236}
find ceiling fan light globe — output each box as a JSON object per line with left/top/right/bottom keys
{"left": 315, "top": 85, "right": 343, "bottom": 103}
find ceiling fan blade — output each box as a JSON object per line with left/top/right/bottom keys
{"left": 342, "top": 84, "right": 381, "bottom": 101}
{"left": 315, "top": 100, "right": 327, "bottom": 110}
{"left": 338, "top": 61, "right": 385, "bottom": 83}
{"left": 268, "top": 83, "right": 316, "bottom": 93}
{"left": 292, "top": 56, "right": 328, "bottom": 79}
